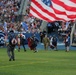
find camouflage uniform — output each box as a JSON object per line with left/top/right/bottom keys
{"left": 43, "top": 35, "right": 50, "bottom": 50}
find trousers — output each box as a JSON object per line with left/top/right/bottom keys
{"left": 7, "top": 45, "right": 15, "bottom": 61}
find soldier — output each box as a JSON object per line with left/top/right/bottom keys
{"left": 43, "top": 34, "right": 50, "bottom": 50}
{"left": 17, "top": 33, "right": 26, "bottom": 52}
{"left": 51, "top": 35, "right": 58, "bottom": 51}
{"left": 20, "top": 34, "right": 26, "bottom": 52}
{"left": 64, "top": 34, "right": 70, "bottom": 52}
{"left": 7, "top": 30, "right": 17, "bottom": 61}
{"left": 31, "top": 35, "right": 39, "bottom": 53}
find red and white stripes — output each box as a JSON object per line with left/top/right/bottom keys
{"left": 30, "top": 0, "right": 76, "bottom": 22}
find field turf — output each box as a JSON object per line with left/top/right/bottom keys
{"left": 0, "top": 48, "right": 76, "bottom": 75}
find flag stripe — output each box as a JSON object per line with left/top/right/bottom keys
{"left": 30, "top": 10, "right": 43, "bottom": 20}
{"left": 55, "top": 0, "right": 76, "bottom": 12}
{"left": 52, "top": 0, "right": 76, "bottom": 19}
{"left": 30, "top": 6, "right": 52, "bottom": 22}
{"left": 31, "top": 0, "right": 69, "bottom": 21}
{"left": 31, "top": 0, "right": 57, "bottom": 21}
{"left": 71, "top": 0, "right": 76, "bottom": 3}
{"left": 36, "top": 0, "right": 68, "bottom": 21}
{"left": 38, "top": 0, "right": 72, "bottom": 21}
{"left": 52, "top": 0, "right": 76, "bottom": 14}
{"left": 30, "top": 0, "right": 76, "bottom": 22}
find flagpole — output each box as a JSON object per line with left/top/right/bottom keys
{"left": 70, "top": 20, "right": 76, "bottom": 46}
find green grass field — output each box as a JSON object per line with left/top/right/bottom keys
{"left": 0, "top": 48, "right": 76, "bottom": 75}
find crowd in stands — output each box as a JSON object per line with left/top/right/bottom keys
{"left": 0, "top": 0, "right": 42, "bottom": 34}
{"left": 0, "top": 0, "right": 21, "bottom": 32}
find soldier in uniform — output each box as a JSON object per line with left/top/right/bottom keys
{"left": 20, "top": 34, "right": 26, "bottom": 52}
{"left": 43, "top": 34, "right": 50, "bottom": 50}
{"left": 64, "top": 34, "right": 70, "bottom": 52}
{"left": 7, "top": 30, "right": 17, "bottom": 61}
{"left": 17, "top": 33, "right": 26, "bottom": 52}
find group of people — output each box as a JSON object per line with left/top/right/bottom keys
{"left": 6, "top": 30, "right": 26, "bottom": 61}
{"left": 42, "top": 34, "right": 57, "bottom": 51}
{"left": 6, "top": 29, "right": 39, "bottom": 61}
{"left": 42, "top": 33, "right": 70, "bottom": 52}
{"left": 6, "top": 29, "right": 71, "bottom": 61}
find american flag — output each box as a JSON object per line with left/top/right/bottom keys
{"left": 30, "top": 0, "right": 76, "bottom": 22}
